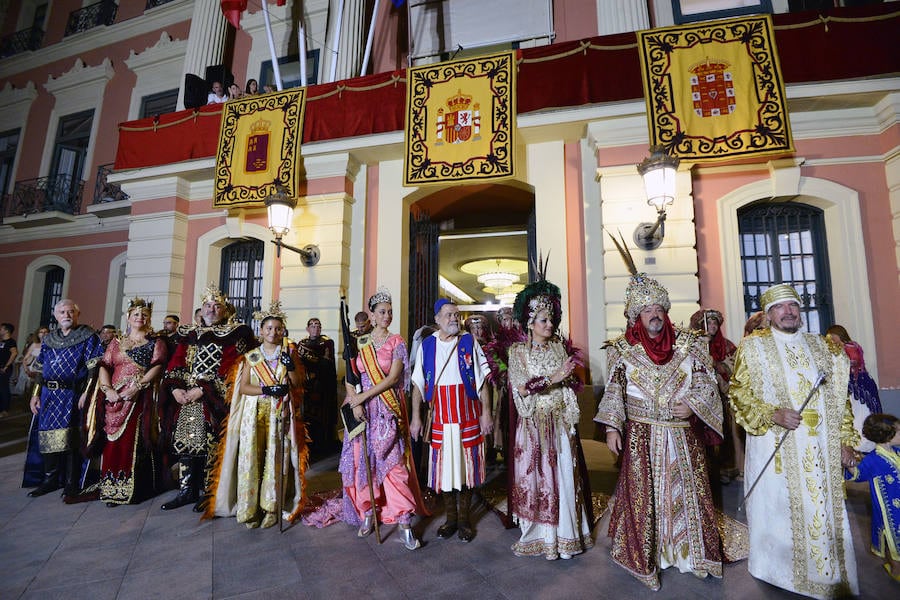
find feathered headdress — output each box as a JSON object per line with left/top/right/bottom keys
{"left": 606, "top": 230, "right": 670, "bottom": 322}
{"left": 513, "top": 251, "right": 562, "bottom": 331}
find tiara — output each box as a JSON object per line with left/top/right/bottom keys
{"left": 253, "top": 300, "right": 287, "bottom": 325}
{"left": 367, "top": 286, "right": 392, "bottom": 311}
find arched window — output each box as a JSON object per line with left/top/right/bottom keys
{"left": 40, "top": 266, "right": 65, "bottom": 328}
{"left": 219, "top": 239, "right": 264, "bottom": 332}
{"left": 738, "top": 202, "right": 833, "bottom": 333}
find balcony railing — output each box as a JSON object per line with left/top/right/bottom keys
{"left": 4, "top": 175, "right": 85, "bottom": 218}
{"left": 93, "top": 163, "right": 129, "bottom": 205}
{"left": 0, "top": 27, "right": 44, "bottom": 58}
{"left": 65, "top": 0, "right": 118, "bottom": 37}
{"left": 146, "top": 0, "right": 178, "bottom": 9}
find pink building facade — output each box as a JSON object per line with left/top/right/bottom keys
{"left": 0, "top": 1, "right": 897, "bottom": 415}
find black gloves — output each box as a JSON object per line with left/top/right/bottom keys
{"left": 279, "top": 351, "right": 295, "bottom": 371}
{"left": 261, "top": 384, "right": 289, "bottom": 397}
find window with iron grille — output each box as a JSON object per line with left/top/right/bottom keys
{"left": 738, "top": 202, "right": 833, "bottom": 333}
{"left": 40, "top": 266, "right": 65, "bottom": 328}
{"left": 140, "top": 89, "right": 178, "bottom": 118}
{"left": 0, "top": 129, "right": 20, "bottom": 199}
{"left": 219, "top": 240, "right": 264, "bottom": 334}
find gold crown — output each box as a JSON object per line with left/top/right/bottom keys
{"left": 760, "top": 284, "right": 802, "bottom": 312}
{"left": 250, "top": 117, "right": 270, "bottom": 134}
{"left": 200, "top": 282, "right": 228, "bottom": 305}
{"left": 690, "top": 59, "right": 731, "bottom": 76}
{"left": 127, "top": 297, "right": 153, "bottom": 315}
{"left": 446, "top": 89, "right": 472, "bottom": 112}
{"left": 624, "top": 274, "right": 670, "bottom": 321}
{"left": 253, "top": 299, "right": 287, "bottom": 325}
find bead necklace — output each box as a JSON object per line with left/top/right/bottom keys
{"left": 260, "top": 344, "right": 280, "bottom": 362}
{"left": 371, "top": 329, "right": 390, "bottom": 349}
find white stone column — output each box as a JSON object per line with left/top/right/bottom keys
{"left": 177, "top": 0, "right": 229, "bottom": 109}
{"left": 598, "top": 0, "right": 650, "bottom": 36}
{"left": 278, "top": 153, "right": 361, "bottom": 357}
{"left": 596, "top": 160, "right": 699, "bottom": 334}
{"left": 324, "top": 0, "right": 366, "bottom": 82}
{"left": 526, "top": 141, "right": 570, "bottom": 335}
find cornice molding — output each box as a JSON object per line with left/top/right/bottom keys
{"left": 0, "top": 213, "right": 130, "bottom": 246}
{"left": 124, "top": 31, "right": 187, "bottom": 71}
{"left": 0, "top": 0, "right": 193, "bottom": 80}
{"left": 44, "top": 57, "right": 115, "bottom": 96}
{"left": 0, "top": 80, "right": 38, "bottom": 109}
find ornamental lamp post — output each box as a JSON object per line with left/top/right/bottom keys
{"left": 264, "top": 185, "right": 320, "bottom": 266}
{"left": 633, "top": 145, "right": 680, "bottom": 250}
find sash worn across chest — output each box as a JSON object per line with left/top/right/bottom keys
{"left": 246, "top": 349, "right": 282, "bottom": 388}
{"left": 358, "top": 339, "right": 402, "bottom": 419}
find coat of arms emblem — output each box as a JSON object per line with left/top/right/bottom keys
{"left": 436, "top": 89, "right": 481, "bottom": 145}
{"left": 690, "top": 60, "right": 735, "bottom": 118}
{"left": 245, "top": 117, "right": 270, "bottom": 172}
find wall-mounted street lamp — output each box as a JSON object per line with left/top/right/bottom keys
{"left": 264, "top": 185, "right": 320, "bottom": 266}
{"left": 633, "top": 145, "right": 680, "bottom": 250}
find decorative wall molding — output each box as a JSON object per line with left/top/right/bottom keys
{"left": 0, "top": 0, "right": 192, "bottom": 80}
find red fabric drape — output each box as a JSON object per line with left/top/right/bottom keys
{"left": 625, "top": 314, "right": 676, "bottom": 366}
{"left": 708, "top": 329, "right": 736, "bottom": 363}
{"left": 114, "top": 6, "right": 900, "bottom": 171}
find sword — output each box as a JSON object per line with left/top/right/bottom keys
{"left": 737, "top": 371, "right": 827, "bottom": 512}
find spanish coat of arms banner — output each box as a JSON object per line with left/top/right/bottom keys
{"left": 214, "top": 89, "right": 306, "bottom": 208}
{"left": 404, "top": 51, "right": 517, "bottom": 187}
{"left": 637, "top": 15, "right": 793, "bottom": 163}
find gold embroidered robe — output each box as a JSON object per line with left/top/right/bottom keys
{"left": 595, "top": 328, "right": 723, "bottom": 590}
{"left": 729, "top": 328, "right": 859, "bottom": 599}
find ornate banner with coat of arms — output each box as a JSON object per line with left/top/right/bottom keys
{"left": 214, "top": 89, "right": 306, "bottom": 208}
{"left": 637, "top": 15, "right": 793, "bottom": 163}
{"left": 404, "top": 51, "right": 516, "bottom": 187}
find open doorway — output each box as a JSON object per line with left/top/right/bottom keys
{"left": 407, "top": 182, "right": 535, "bottom": 338}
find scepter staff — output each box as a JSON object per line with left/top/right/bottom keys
{"left": 738, "top": 371, "right": 827, "bottom": 512}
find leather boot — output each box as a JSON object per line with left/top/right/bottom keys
{"left": 27, "top": 453, "right": 62, "bottom": 497}
{"left": 436, "top": 491, "right": 458, "bottom": 539}
{"left": 457, "top": 488, "right": 474, "bottom": 542}
{"left": 62, "top": 450, "right": 80, "bottom": 498}
{"left": 192, "top": 456, "right": 209, "bottom": 512}
{"left": 161, "top": 457, "right": 197, "bottom": 510}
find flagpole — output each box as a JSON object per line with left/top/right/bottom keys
{"left": 262, "top": 0, "right": 283, "bottom": 90}
{"left": 329, "top": 0, "right": 345, "bottom": 83}
{"left": 360, "top": 0, "right": 379, "bottom": 77}
{"left": 298, "top": 1, "right": 308, "bottom": 86}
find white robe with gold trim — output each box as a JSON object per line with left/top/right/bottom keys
{"left": 729, "top": 328, "right": 859, "bottom": 599}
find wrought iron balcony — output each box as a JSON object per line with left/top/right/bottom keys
{"left": 0, "top": 27, "right": 44, "bottom": 58}
{"left": 65, "top": 0, "right": 118, "bottom": 37}
{"left": 93, "top": 163, "right": 129, "bottom": 205}
{"left": 4, "top": 175, "right": 85, "bottom": 218}
{"left": 146, "top": 0, "right": 178, "bottom": 9}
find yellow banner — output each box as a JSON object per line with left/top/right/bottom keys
{"left": 404, "top": 51, "right": 516, "bottom": 186}
{"left": 214, "top": 89, "right": 306, "bottom": 207}
{"left": 637, "top": 15, "right": 793, "bottom": 163}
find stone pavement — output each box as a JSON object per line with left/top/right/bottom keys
{"left": 0, "top": 427, "right": 894, "bottom": 599}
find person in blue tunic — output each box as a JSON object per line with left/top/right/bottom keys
{"left": 845, "top": 413, "right": 900, "bottom": 582}
{"left": 27, "top": 299, "right": 104, "bottom": 499}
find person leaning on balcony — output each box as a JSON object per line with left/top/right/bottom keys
{"left": 207, "top": 81, "right": 227, "bottom": 105}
